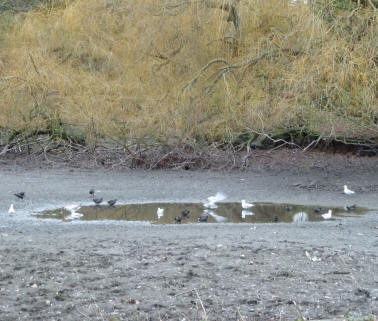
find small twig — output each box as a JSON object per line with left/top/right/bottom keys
{"left": 194, "top": 288, "right": 208, "bottom": 321}
{"left": 29, "top": 54, "right": 40, "bottom": 76}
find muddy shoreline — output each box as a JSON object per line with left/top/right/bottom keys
{"left": 0, "top": 153, "right": 377, "bottom": 320}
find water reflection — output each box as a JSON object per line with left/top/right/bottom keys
{"left": 292, "top": 212, "right": 308, "bottom": 223}
{"left": 33, "top": 202, "right": 368, "bottom": 224}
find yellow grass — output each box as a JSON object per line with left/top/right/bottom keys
{"left": 0, "top": 0, "right": 376, "bottom": 145}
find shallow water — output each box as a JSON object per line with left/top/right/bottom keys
{"left": 33, "top": 202, "right": 367, "bottom": 224}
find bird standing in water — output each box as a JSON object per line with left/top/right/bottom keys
{"left": 241, "top": 200, "right": 254, "bottom": 209}
{"left": 181, "top": 210, "right": 190, "bottom": 218}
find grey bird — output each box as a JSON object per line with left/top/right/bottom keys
{"left": 313, "top": 207, "right": 322, "bottom": 213}
{"left": 198, "top": 214, "right": 209, "bottom": 222}
{"left": 93, "top": 197, "right": 103, "bottom": 205}
{"left": 181, "top": 210, "right": 190, "bottom": 218}
{"left": 108, "top": 199, "right": 117, "bottom": 207}
{"left": 345, "top": 204, "right": 357, "bottom": 211}
{"left": 89, "top": 189, "right": 95, "bottom": 196}
{"left": 14, "top": 192, "right": 25, "bottom": 199}
{"left": 174, "top": 216, "right": 182, "bottom": 223}
{"left": 273, "top": 216, "right": 279, "bottom": 222}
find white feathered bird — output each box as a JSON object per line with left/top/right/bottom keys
{"left": 344, "top": 185, "right": 355, "bottom": 195}
{"left": 8, "top": 204, "right": 15, "bottom": 214}
{"left": 157, "top": 208, "right": 164, "bottom": 219}
{"left": 321, "top": 210, "right": 332, "bottom": 220}
{"left": 204, "top": 192, "right": 227, "bottom": 209}
{"left": 241, "top": 200, "right": 254, "bottom": 209}
{"left": 65, "top": 204, "right": 83, "bottom": 220}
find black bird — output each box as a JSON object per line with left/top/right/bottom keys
{"left": 273, "top": 216, "right": 279, "bottom": 222}
{"left": 346, "top": 204, "right": 357, "bottom": 211}
{"left": 198, "top": 214, "right": 209, "bottom": 222}
{"left": 174, "top": 216, "right": 182, "bottom": 223}
{"left": 285, "top": 205, "right": 293, "bottom": 211}
{"left": 181, "top": 210, "right": 190, "bottom": 218}
{"left": 14, "top": 192, "right": 25, "bottom": 199}
{"left": 108, "top": 199, "right": 117, "bottom": 207}
{"left": 93, "top": 197, "right": 103, "bottom": 205}
{"left": 313, "top": 207, "right": 322, "bottom": 213}
{"left": 89, "top": 189, "right": 95, "bottom": 196}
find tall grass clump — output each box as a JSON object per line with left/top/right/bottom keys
{"left": 0, "top": 0, "right": 376, "bottom": 147}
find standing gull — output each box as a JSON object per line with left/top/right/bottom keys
{"left": 8, "top": 204, "right": 15, "bottom": 214}
{"left": 241, "top": 200, "right": 254, "bottom": 209}
{"left": 321, "top": 210, "right": 332, "bottom": 220}
{"left": 344, "top": 185, "right": 355, "bottom": 195}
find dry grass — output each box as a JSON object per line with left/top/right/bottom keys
{"left": 0, "top": 0, "right": 376, "bottom": 147}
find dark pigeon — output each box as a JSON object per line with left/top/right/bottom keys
{"left": 181, "top": 210, "right": 190, "bottom": 218}
{"left": 174, "top": 216, "right": 182, "bottom": 223}
{"left": 346, "top": 204, "right": 357, "bottom": 211}
{"left": 313, "top": 207, "right": 322, "bottom": 213}
{"left": 14, "top": 192, "right": 25, "bottom": 199}
{"left": 89, "top": 189, "right": 95, "bottom": 196}
{"left": 273, "top": 216, "right": 279, "bottom": 222}
{"left": 108, "top": 199, "right": 117, "bottom": 207}
{"left": 198, "top": 213, "right": 209, "bottom": 222}
{"left": 93, "top": 197, "right": 103, "bottom": 205}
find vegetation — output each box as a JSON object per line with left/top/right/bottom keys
{"left": 0, "top": 0, "right": 376, "bottom": 151}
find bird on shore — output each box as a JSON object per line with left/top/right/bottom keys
{"left": 174, "top": 216, "right": 182, "bottom": 223}
{"left": 345, "top": 204, "right": 357, "bottom": 211}
{"left": 8, "top": 204, "right": 15, "bottom": 214}
{"left": 204, "top": 192, "right": 226, "bottom": 209}
{"left": 241, "top": 200, "right": 254, "bottom": 209}
{"left": 92, "top": 197, "right": 103, "bottom": 205}
{"left": 321, "top": 210, "right": 332, "bottom": 220}
{"left": 313, "top": 207, "right": 322, "bottom": 213}
{"left": 89, "top": 189, "right": 95, "bottom": 196}
{"left": 273, "top": 216, "right": 279, "bottom": 222}
{"left": 157, "top": 208, "right": 164, "bottom": 219}
{"left": 181, "top": 210, "right": 190, "bottom": 218}
{"left": 14, "top": 192, "right": 25, "bottom": 199}
{"left": 108, "top": 199, "right": 117, "bottom": 207}
{"left": 344, "top": 185, "right": 355, "bottom": 195}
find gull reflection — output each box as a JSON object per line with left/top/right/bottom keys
{"left": 292, "top": 212, "right": 308, "bottom": 223}
{"left": 241, "top": 210, "right": 254, "bottom": 219}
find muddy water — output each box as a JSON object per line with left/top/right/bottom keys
{"left": 33, "top": 202, "right": 367, "bottom": 223}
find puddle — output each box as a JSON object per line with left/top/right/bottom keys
{"left": 33, "top": 202, "right": 368, "bottom": 224}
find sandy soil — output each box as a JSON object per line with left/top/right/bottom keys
{"left": 0, "top": 153, "right": 377, "bottom": 320}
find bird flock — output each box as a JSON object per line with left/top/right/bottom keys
{"left": 7, "top": 185, "right": 357, "bottom": 224}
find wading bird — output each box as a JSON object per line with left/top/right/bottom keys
{"left": 241, "top": 200, "right": 254, "bottom": 209}
{"left": 322, "top": 210, "right": 332, "bottom": 219}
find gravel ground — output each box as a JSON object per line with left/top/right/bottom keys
{"left": 0, "top": 156, "right": 377, "bottom": 321}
